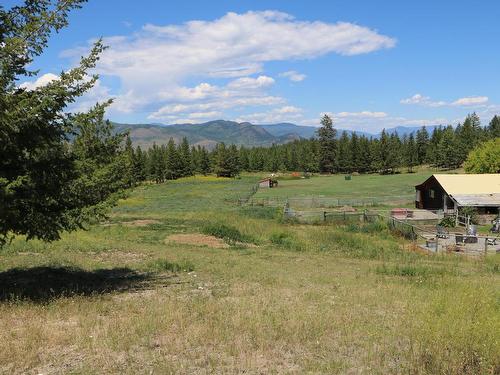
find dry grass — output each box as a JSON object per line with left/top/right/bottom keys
{"left": 0, "top": 175, "right": 498, "bottom": 374}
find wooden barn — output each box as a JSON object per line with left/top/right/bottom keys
{"left": 259, "top": 178, "right": 278, "bottom": 188}
{"left": 415, "top": 174, "right": 500, "bottom": 214}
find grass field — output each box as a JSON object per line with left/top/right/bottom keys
{"left": 0, "top": 175, "right": 499, "bottom": 374}
{"left": 254, "top": 171, "right": 435, "bottom": 205}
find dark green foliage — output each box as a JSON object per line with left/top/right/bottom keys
{"left": 112, "top": 111, "right": 499, "bottom": 187}
{"left": 0, "top": 1, "right": 132, "bottom": 246}
{"left": 464, "top": 138, "right": 500, "bottom": 173}
{"left": 458, "top": 206, "right": 479, "bottom": 225}
{"left": 202, "top": 223, "right": 254, "bottom": 244}
{"left": 317, "top": 114, "right": 337, "bottom": 173}
{"left": 487, "top": 115, "right": 500, "bottom": 138}
{"left": 269, "top": 231, "right": 302, "bottom": 251}
{"left": 439, "top": 216, "right": 456, "bottom": 228}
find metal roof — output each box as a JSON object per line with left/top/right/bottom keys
{"left": 433, "top": 174, "right": 500, "bottom": 195}
{"left": 452, "top": 193, "right": 500, "bottom": 207}
{"left": 433, "top": 174, "right": 500, "bottom": 207}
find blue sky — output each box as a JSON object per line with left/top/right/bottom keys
{"left": 9, "top": 0, "right": 500, "bottom": 132}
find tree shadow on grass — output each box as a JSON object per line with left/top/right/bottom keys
{"left": 0, "top": 266, "right": 167, "bottom": 303}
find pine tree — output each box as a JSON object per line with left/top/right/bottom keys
{"left": 487, "top": 115, "right": 500, "bottom": 138}
{"left": 227, "top": 144, "right": 241, "bottom": 176}
{"left": 437, "top": 126, "right": 462, "bottom": 169}
{"left": 178, "top": 137, "right": 192, "bottom": 177}
{"left": 374, "top": 130, "right": 397, "bottom": 174}
{"left": 415, "top": 126, "right": 429, "bottom": 164}
{"left": 404, "top": 134, "right": 418, "bottom": 172}
{"left": 133, "top": 146, "right": 147, "bottom": 182}
{"left": 165, "top": 138, "right": 180, "bottom": 180}
{"left": 349, "top": 133, "right": 361, "bottom": 172}
{"left": 214, "top": 143, "right": 232, "bottom": 177}
{"left": 199, "top": 147, "right": 211, "bottom": 175}
{"left": 337, "top": 131, "right": 352, "bottom": 173}
{"left": 317, "top": 115, "right": 337, "bottom": 173}
{"left": 0, "top": 1, "right": 126, "bottom": 245}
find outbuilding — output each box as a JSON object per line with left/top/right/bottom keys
{"left": 259, "top": 178, "right": 278, "bottom": 188}
{"left": 415, "top": 174, "right": 500, "bottom": 214}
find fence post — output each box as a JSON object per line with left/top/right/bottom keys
{"left": 323, "top": 211, "right": 326, "bottom": 222}
{"left": 435, "top": 234, "right": 439, "bottom": 252}
{"left": 343, "top": 211, "right": 346, "bottom": 222}
{"left": 484, "top": 237, "right": 488, "bottom": 255}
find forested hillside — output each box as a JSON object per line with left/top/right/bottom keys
{"left": 122, "top": 113, "right": 500, "bottom": 184}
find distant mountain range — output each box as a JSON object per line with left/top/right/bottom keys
{"left": 113, "top": 120, "right": 439, "bottom": 149}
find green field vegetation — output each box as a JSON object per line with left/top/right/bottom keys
{"left": 255, "top": 170, "right": 435, "bottom": 204}
{"left": 0, "top": 175, "right": 499, "bottom": 374}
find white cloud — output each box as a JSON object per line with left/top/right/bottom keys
{"left": 279, "top": 70, "right": 307, "bottom": 82}
{"left": 451, "top": 96, "right": 488, "bottom": 106}
{"left": 400, "top": 94, "right": 446, "bottom": 107}
{"left": 236, "top": 106, "right": 304, "bottom": 124}
{"left": 148, "top": 95, "right": 285, "bottom": 121}
{"left": 19, "top": 73, "right": 59, "bottom": 90}
{"left": 334, "top": 111, "right": 388, "bottom": 118}
{"left": 187, "top": 111, "right": 222, "bottom": 119}
{"left": 401, "top": 93, "right": 488, "bottom": 108}
{"left": 63, "top": 11, "right": 395, "bottom": 118}
{"left": 226, "top": 75, "right": 275, "bottom": 90}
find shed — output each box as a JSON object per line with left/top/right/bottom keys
{"left": 415, "top": 174, "right": 500, "bottom": 214}
{"left": 259, "top": 178, "right": 278, "bottom": 188}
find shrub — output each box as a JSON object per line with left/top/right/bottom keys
{"left": 269, "top": 231, "right": 302, "bottom": 251}
{"left": 202, "top": 223, "right": 255, "bottom": 244}
{"left": 439, "top": 216, "right": 456, "bottom": 228}
{"left": 459, "top": 206, "right": 479, "bottom": 225}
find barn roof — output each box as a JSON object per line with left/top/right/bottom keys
{"left": 417, "top": 174, "right": 500, "bottom": 207}
{"left": 433, "top": 174, "right": 500, "bottom": 195}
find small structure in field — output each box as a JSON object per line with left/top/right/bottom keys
{"left": 259, "top": 178, "right": 278, "bottom": 188}
{"left": 415, "top": 174, "right": 500, "bottom": 215}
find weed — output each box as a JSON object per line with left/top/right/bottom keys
{"left": 269, "top": 231, "right": 302, "bottom": 251}
{"left": 202, "top": 223, "right": 255, "bottom": 245}
{"left": 146, "top": 259, "right": 194, "bottom": 273}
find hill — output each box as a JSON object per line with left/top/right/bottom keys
{"left": 114, "top": 120, "right": 440, "bottom": 149}
{"left": 113, "top": 120, "right": 278, "bottom": 149}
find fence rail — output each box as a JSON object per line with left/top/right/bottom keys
{"left": 242, "top": 195, "right": 413, "bottom": 208}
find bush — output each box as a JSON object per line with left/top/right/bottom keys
{"left": 202, "top": 223, "right": 255, "bottom": 244}
{"left": 439, "top": 216, "right": 456, "bottom": 228}
{"left": 459, "top": 206, "right": 479, "bottom": 225}
{"left": 269, "top": 231, "right": 302, "bottom": 251}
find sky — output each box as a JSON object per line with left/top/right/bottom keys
{"left": 8, "top": 0, "right": 500, "bottom": 132}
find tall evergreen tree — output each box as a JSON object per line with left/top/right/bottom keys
{"left": 0, "top": 1, "right": 129, "bottom": 245}
{"left": 415, "top": 126, "right": 430, "bottom": 164}
{"left": 165, "top": 138, "right": 180, "bottom": 180}
{"left": 317, "top": 115, "right": 337, "bottom": 173}
{"left": 178, "top": 137, "right": 192, "bottom": 177}
{"left": 199, "top": 147, "right": 211, "bottom": 175}
{"left": 487, "top": 115, "right": 500, "bottom": 138}
{"left": 404, "top": 134, "right": 418, "bottom": 172}
{"left": 337, "top": 131, "right": 352, "bottom": 173}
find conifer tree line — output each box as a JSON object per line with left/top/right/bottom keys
{"left": 127, "top": 113, "right": 500, "bottom": 185}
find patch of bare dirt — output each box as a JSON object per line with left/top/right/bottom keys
{"left": 165, "top": 233, "right": 229, "bottom": 249}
